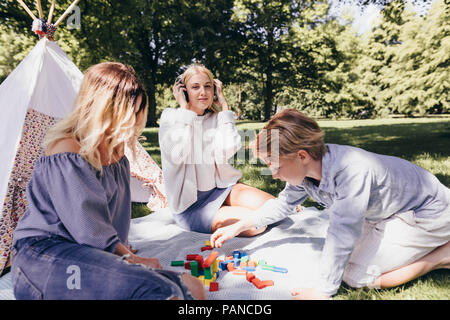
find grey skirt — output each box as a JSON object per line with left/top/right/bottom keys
{"left": 172, "top": 185, "right": 234, "bottom": 233}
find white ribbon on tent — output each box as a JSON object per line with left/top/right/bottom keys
{"left": 0, "top": 38, "right": 82, "bottom": 213}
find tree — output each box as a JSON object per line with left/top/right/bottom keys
{"left": 287, "top": 2, "right": 362, "bottom": 118}
{"left": 77, "top": 0, "right": 240, "bottom": 127}
{"left": 387, "top": 0, "right": 449, "bottom": 115}
{"left": 0, "top": 0, "right": 93, "bottom": 82}
{"left": 232, "top": 0, "right": 336, "bottom": 121}
{"left": 340, "top": 0, "right": 410, "bottom": 117}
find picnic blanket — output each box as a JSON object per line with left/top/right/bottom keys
{"left": 0, "top": 206, "right": 329, "bottom": 300}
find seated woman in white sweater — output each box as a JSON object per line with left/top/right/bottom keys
{"left": 159, "top": 64, "right": 274, "bottom": 235}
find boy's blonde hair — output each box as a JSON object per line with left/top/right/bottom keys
{"left": 43, "top": 62, "right": 148, "bottom": 171}
{"left": 253, "top": 108, "right": 326, "bottom": 160}
{"left": 181, "top": 64, "right": 220, "bottom": 113}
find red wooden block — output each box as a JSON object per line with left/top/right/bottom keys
{"left": 186, "top": 254, "right": 198, "bottom": 260}
{"left": 195, "top": 255, "right": 204, "bottom": 271}
{"left": 209, "top": 282, "right": 219, "bottom": 292}
{"left": 184, "top": 261, "right": 191, "bottom": 270}
{"left": 251, "top": 277, "right": 262, "bottom": 288}
{"left": 203, "top": 251, "right": 219, "bottom": 268}
{"left": 251, "top": 278, "right": 274, "bottom": 289}
{"left": 246, "top": 272, "right": 256, "bottom": 282}
{"left": 201, "top": 246, "right": 213, "bottom": 252}
{"left": 260, "top": 280, "right": 274, "bottom": 287}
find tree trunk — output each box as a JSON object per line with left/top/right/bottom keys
{"left": 145, "top": 75, "right": 157, "bottom": 127}
{"left": 236, "top": 84, "right": 242, "bottom": 119}
{"left": 263, "top": 71, "right": 273, "bottom": 121}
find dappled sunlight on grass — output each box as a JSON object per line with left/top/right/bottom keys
{"left": 334, "top": 270, "right": 450, "bottom": 300}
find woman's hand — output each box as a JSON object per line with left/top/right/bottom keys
{"left": 291, "top": 288, "right": 331, "bottom": 300}
{"left": 115, "top": 242, "right": 161, "bottom": 269}
{"left": 210, "top": 219, "right": 252, "bottom": 248}
{"left": 173, "top": 78, "right": 188, "bottom": 109}
{"left": 213, "top": 79, "right": 229, "bottom": 111}
{"left": 129, "top": 255, "right": 163, "bottom": 269}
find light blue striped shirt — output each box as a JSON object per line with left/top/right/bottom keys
{"left": 250, "top": 144, "right": 450, "bottom": 296}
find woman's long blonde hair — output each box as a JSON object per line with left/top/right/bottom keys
{"left": 181, "top": 64, "right": 220, "bottom": 113}
{"left": 44, "top": 62, "right": 148, "bottom": 171}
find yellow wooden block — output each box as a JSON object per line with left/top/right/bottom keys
{"left": 204, "top": 278, "right": 212, "bottom": 286}
{"left": 205, "top": 240, "right": 211, "bottom": 246}
{"left": 212, "top": 259, "right": 219, "bottom": 273}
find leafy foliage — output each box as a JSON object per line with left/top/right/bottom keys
{"left": 0, "top": 0, "right": 447, "bottom": 122}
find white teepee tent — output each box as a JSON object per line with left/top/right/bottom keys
{"left": 0, "top": 0, "right": 166, "bottom": 273}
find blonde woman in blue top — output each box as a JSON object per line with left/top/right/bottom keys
{"left": 12, "top": 62, "right": 204, "bottom": 300}
{"left": 211, "top": 108, "right": 450, "bottom": 300}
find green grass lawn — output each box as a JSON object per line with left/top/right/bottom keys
{"left": 135, "top": 117, "right": 450, "bottom": 300}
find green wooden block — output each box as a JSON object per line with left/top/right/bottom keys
{"left": 261, "top": 265, "right": 274, "bottom": 271}
{"left": 171, "top": 260, "right": 184, "bottom": 267}
{"left": 190, "top": 261, "right": 198, "bottom": 277}
{"left": 241, "top": 256, "right": 249, "bottom": 263}
{"left": 204, "top": 266, "right": 212, "bottom": 279}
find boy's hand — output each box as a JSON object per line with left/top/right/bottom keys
{"left": 210, "top": 219, "right": 251, "bottom": 248}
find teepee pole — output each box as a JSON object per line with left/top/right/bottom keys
{"left": 54, "top": 0, "right": 81, "bottom": 27}
{"left": 17, "top": 0, "right": 38, "bottom": 20}
{"left": 48, "top": 0, "right": 56, "bottom": 23}
{"left": 36, "top": 0, "right": 44, "bottom": 19}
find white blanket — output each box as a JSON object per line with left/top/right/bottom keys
{"left": 0, "top": 207, "right": 329, "bottom": 300}
{"left": 129, "top": 207, "right": 329, "bottom": 300}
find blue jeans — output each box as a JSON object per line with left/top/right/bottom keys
{"left": 11, "top": 236, "right": 194, "bottom": 300}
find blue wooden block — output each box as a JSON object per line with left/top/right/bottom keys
{"left": 219, "top": 261, "right": 229, "bottom": 271}
{"left": 273, "top": 266, "right": 288, "bottom": 273}
{"left": 241, "top": 267, "right": 256, "bottom": 272}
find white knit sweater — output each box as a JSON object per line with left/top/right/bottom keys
{"left": 159, "top": 108, "right": 242, "bottom": 214}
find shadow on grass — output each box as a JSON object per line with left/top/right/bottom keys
{"left": 323, "top": 121, "right": 450, "bottom": 160}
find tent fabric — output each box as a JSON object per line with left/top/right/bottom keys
{"left": 0, "top": 38, "right": 78, "bottom": 221}
{"left": 0, "top": 109, "right": 58, "bottom": 272}
{"left": 125, "top": 142, "right": 167, "bottom": 210}
{"left": 0, "top": 38, "right": 167, "bottom": 273}
{"left": 0, "top": 38, "right": 82, "bottom": 216}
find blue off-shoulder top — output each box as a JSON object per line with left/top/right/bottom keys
{"left": 13, "top": 152, "right": 131, "bottom": 253}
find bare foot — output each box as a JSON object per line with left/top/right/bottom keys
{"left": 370, "top": 240, "right": 450, "bottom": 289}
{"left": 435, "top": 240, "right": 450, "bottom": 270}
